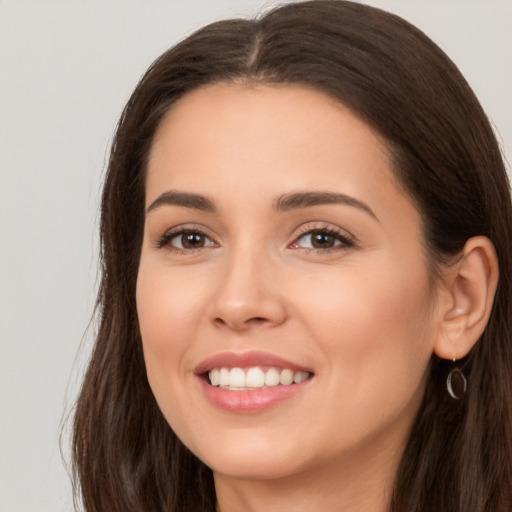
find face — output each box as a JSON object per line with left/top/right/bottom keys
{"left": 136, "top": 84, "right": 440, "bottom": 482}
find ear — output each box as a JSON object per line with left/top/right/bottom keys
{"left": 433, "top": 236, "right": 499, "bottom": 360}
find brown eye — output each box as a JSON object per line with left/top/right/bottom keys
{"left": 167, "top": 230, "right": 215, "bottom": 250}
{"left": 181, "top": 232, "right": 206, "bottom": 248}
{"left": 290, "top": 228, "right": 354, "bottom": 251}
{"left": 310, "top": 231, "right": 337, "bottom": 249}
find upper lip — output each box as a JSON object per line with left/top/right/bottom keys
{"left": 194, "top": 350, "right": 313, "bottom": 375}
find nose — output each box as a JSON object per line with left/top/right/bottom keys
{"left": 209, "top": 247, "right": 288, "bottom": 332}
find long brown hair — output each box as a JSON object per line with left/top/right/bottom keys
{"left": 72, "top": 1, "right": 512, "bottom": 510}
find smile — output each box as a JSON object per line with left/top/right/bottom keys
{"left": 196, "top": 351, "right": 314, "bottom": 412}
{"left": 208, "top": 366, "right": 311, "bottom": 390}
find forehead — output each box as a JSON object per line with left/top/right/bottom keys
{"left": 150, "top": 83, "right": 389, "bottom": 158}
{"left": 146, "top": 83, "right": 418, "bottom": 228}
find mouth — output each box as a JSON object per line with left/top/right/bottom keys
{"left": 207, "top": 366, "right": 312, "bottom": 390}
{"left": 195, "top": 351, "right": 314, "bottom": 412}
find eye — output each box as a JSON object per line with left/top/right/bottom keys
{"left": 290, "top": 227, "right": 354, "bottom": 251}
{"left": 158, "top": 229, "right": 217, "bottom": 250}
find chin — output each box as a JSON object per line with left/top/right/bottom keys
{"left": 207, "top": 451, "right": 303, "bottom": 481}
{"left": 187, "top": 430, "right": 310, "bottom": 481}
{"left": 196, "top": 428, "right": 350, "bottom": 481}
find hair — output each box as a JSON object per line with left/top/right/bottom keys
{"left": 72, "top": 1, "right": 512, "bottom": 511}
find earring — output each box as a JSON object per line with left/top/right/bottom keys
{"left": 447, "top": 359, "right": 467, "bottom": 400}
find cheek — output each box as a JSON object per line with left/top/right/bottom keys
{"left": 135, "top": 265, "right": 209, "bottom": 439}
{"left": 304, "top": 263, "right": 430, "bottom": 331}
{"left": 296, "top": 259, "right": 435, "bottom": 388}
{"left": 295, "top": 267, "right": 435, "bottom": 451}
{"left": 137, "top": 258, "right": 212, "bottom": 334}
{"left": 136, "top": 265, "right": 203, "bottom": 385}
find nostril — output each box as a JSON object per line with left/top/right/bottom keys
{"left": 213, "top": 316, "right": 270, "bottom": 330}
{"left": 249, "top": 317, "right": 268, "bottom": 324}
{"left": 241, "top": 317, "right": 271, "bottom": 328}
{"left": 213, "top": 317, "right": 227, "bottom": 327}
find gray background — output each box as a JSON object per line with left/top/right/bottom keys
{"left": 1, "top": 1, "right": 510, "bottom": 510}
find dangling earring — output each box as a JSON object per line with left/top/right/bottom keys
{"left": 447, "top": 357, "right": 467, "bottom": 400}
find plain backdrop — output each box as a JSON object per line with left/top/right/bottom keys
{"left": 0, "top": 1, "right": 510, "bottom": 511}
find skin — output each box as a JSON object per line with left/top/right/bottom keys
{"left": 136, "top": 83, "right": 450, "bottom": 512}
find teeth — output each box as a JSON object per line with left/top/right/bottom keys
{"left": 229, "top": 368, "right": 245, "bottom": 387}
{"left": 280, "top": 369, "right": 294, "bottom": 385}
{"left": 209, "top": 368, "right": 220, "bottom": 386}
{"left": 208, "top": 366, "right": 311, "bottom": 389}
{"left": 246, "top": 367, "right": 265, "bottom": 388}
{"left": 294, "top": 371, "right": 309, "bottom": 384}
{"left": 264, "top": 368, "right": 280, "bottom": 387}
{"left": 219, "top": 368, "right": 230, "bottom": 387}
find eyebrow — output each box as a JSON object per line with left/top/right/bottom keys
{"left": 146, "top": 189, "right": 378, "bottom": 221}
{"left": 146, "top": 190, "right": 216, "bottom": 214}
{"left": 273, "top": 191, "right": 379, "bottom": 221}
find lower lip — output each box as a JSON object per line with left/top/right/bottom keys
{"left": 198, "top": 377, "right": 312, "bottom": 412}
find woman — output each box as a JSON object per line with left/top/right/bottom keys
{"left": 72, "top": 1, "right": 512, "bottom": 511}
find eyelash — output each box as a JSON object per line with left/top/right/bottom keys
{"left": 289, "top": 224, "right": 355, "bottom": 253}
{"left": 156, "top": 224, "right": 355, "bottom": 254}
{"left": 156, "top": 225, "right": 217, "bottom": 253}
